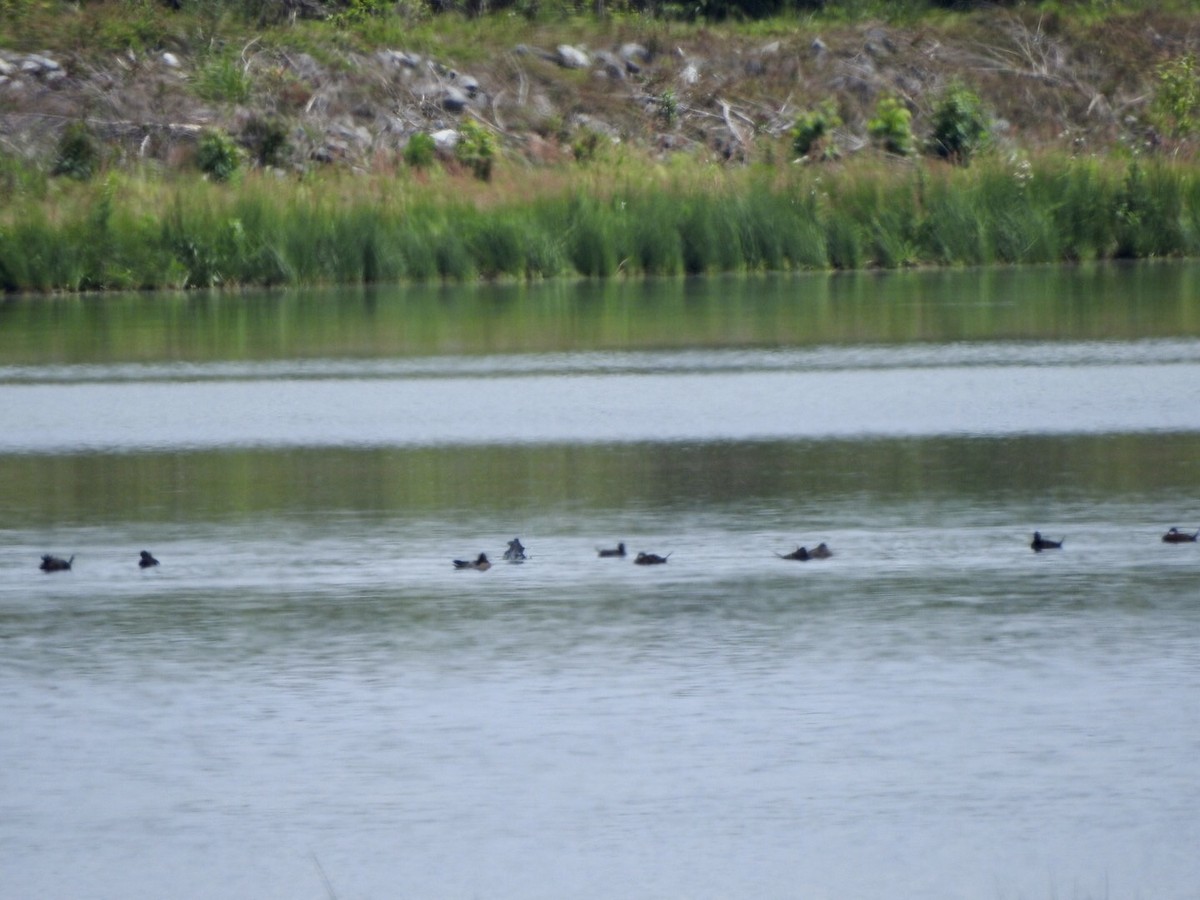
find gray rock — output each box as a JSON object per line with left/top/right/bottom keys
{"left": 25, "top": 53, "right": 61, "bottom": 73}
{"left": 864, "top": 27, "right": 897, "bottom": 54}
{"left": 288, "top": 53, "right": 324, "bottom": 81}
{"left": 329, "top": 122, "right": 372, "bottom": 147}
{"left": 379, "top": 49, "right": 421, "bottom": 68}
{"left": 441, "top": 86, "right": 469, "bottom": 112}
{"left": 594, "top": 51, "right": 625, "bottom": 80}
{"left": 811, "top": 37, "right": 828, "bottom": 57}
{"left": 619, "top": 43, "right": 649, "bottom": 64}
{"left": 557, "top": 45, "right": 590, "bottom": 69}
{"left": 680, "top": 62, "right": 699, "bottom": 85}
{"left": 454, "top": 73, "right": 480, "bottom": 97}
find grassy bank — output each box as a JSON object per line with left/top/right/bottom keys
{"left": 1, "top": 152, "right": 1198, "bottom": 292}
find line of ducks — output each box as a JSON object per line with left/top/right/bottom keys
{"left": 1032, "top": 527, "right": 1198, "bottom": 551}
{"left": 38, "top": 550, "right": 158, "bottom": 572}
{"left": 33, "top": 528, "right": 1200, "bottom": 574}
{"left": 453, "top": 538, "right": 678, "bottom": 571}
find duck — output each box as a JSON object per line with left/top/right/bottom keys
{"left": 777, "top": 542, "right": 832, "bottom": 561}
{"left": 39, "top": 554, "right": 74, "bottom": 572}
{"left": 453, "top": 553, "right": 491, "bottom": 571}
{"left": 503, "top": 538, "right": 527, "bottom": 562}
{"left": 138, "top": 550, "right": 160, "bottom": 568}
{"left": 1030, "top": 531, "right": 1063, "bottom": 552}
{"left": 634, "top": 551, "right": 671, "bottom": 565}
{"left": 777, "top": 546, "right": 810, "bottom": 561}
{"left": 1162, "top": 527, "right": 1199, "bottom": 544}
{"left": 597, "top": 542, "right": 626, "bottom": 558}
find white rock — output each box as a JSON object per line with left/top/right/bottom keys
{"left": 557, "top": 45, "right": 590, "bottom": 69}
{"left": 432, "top": 128, "right": 459, "bottom": 151}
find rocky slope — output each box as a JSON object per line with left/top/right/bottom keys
{"left": 0, "top": 8, "right": 1191, "bottom": 174}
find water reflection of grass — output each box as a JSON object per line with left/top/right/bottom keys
{"left": 4, "top": 435, "right": 1200, "bottom": 526}
{"left": 3, "top": 155, "right": 1200, "bottom": 293}
{"left": 3, "top": 261, "right": 1200, "bottom": 365}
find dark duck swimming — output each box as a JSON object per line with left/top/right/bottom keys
{"left": 1030, "top": 532, "right": 1063, "bottom": 552}
{"left": 453, "top": 553, "right": 491, "bottom": 571}
{"left": 39, "top": 554, "right": 74, "bottom": 572}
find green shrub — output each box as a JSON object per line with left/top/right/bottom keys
{"left": 455, "top": 120, "right": 496, "bottom": 181}
{"left": 658, "top": 89, "right": 679, "bottom": 127}
{"left": 868, "top": 96, "right": 914, "bottom": 157}
{"left": 196, "top": 129, "right": 242, "bottom": 181}
{"left": 1150, "top": 52, "right": 1200, "bottom": 140}
{"left": 927, "top": 82, "right": 990, "bottom": 165}
{"left": 241, "top": 116, "right": 290, "bottom": 168}
{"left": 52, "top": 121, "right": 101, "bottom": 181}
{"left": 404, "top": 132, "right": 437, "bottom": 169}
{"left": 791, "top": 100, "right": 841, "bottom": 161}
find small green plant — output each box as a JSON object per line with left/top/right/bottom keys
{"left": 455, "top": 120, "right": 496, "bottom": 181}
{"left": 196, "top": 55, "right": 251, "bottom": 105}
{"left": 404, "top": 132, "right": 437, "bottom": 169}
{"left": 927, "top": 82, "right": 990, "bottom": 165}
{"left": 52, "top": 121, "right": 100, "bottom": 180}
{"left": 330, "top": 0, "right": 394, "bottom": 25}
{"left": 868, "top": 96, "right": 914, "bottom": 157}
{"left": 571, "top": 128, "right": 604, "bottom": 163}
{"left": 241, "top": 116, "right": 290, "bottom": 168}
{"left": 791, "top": 100, "right": 841, "bottom": 161}
{"left": 1150, "top": 52, "right": 1200, "bottom": 140}
{"left": 196, "top": 129, "right": 242, "bottom": 181}
{"left": 658, "top": 89, "right": 679, "bottom": 127}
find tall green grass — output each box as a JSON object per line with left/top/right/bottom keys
{"left": 3, "top": 154, "right": 1200, "bottom": 293}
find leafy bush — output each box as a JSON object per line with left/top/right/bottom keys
{"left": 1150, "top": 52, "right": 1200, "bottom": 140}
{"left": 927, "top": 82, "right": 990, "bottom": 165}
{"left": 404, "top": 132, "right": 437, "bottom": 169}
{"left": 455, "top": 120, "right": 496, "bottom": 181}
{"left": 52, "top": 121, "right": 101, "bottom": 180}
{"left": 791, "top": 100, "right": 841, "bottom": 161}
{"left": 241, "top": 116, "right": 290, "bottom": 168}
{"left": 868, "top": 96, "right": 914, "bottom": 157}
{"left": 196, "top": 129, "right": 242, "bottom": 181}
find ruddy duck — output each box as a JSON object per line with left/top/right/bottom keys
{"left": 39, "top": 554, "right": 74, "bottom": 572}
{"left": 1162, "top": 527, "right": 1199, "bottom": 544}
{"left": 777, "top": 542, "right": 832, "bottom": 561}
{"left": 453, "top": 553, "right": 491, "bottom": 571}
{"left": 1031, "top": 532, "right": 1063, "bottom": 552}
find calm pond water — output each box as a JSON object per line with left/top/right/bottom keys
{"left": 2, "top": 264, "right": 1200, "bottom": 900}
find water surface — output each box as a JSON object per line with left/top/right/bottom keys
{"left": 3, "top": 264, "right": 1200, "bottom": 900}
